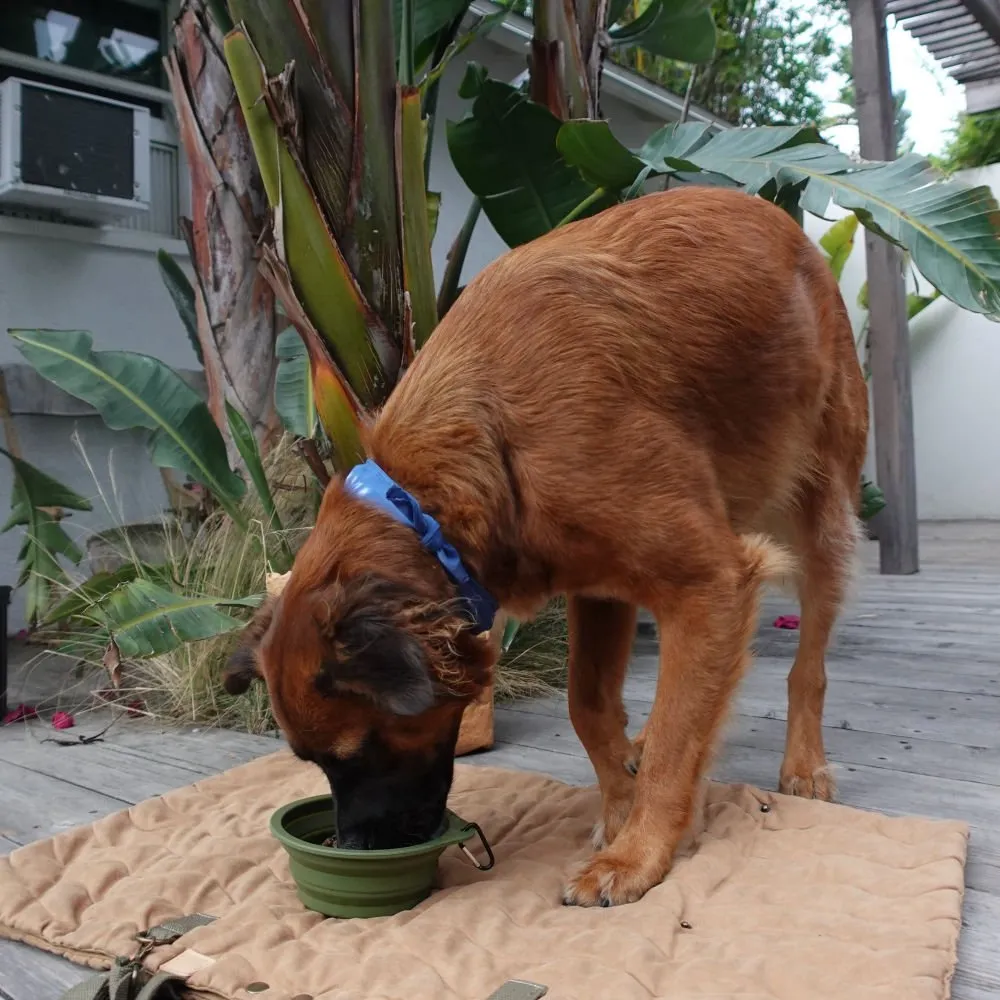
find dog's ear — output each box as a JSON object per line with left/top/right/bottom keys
{"left": 222, "top": 597, "right": 275, "bottom": 695}
{"left": 222, "top": 647, "right": 262, "bottom": 695}
{"left": 314, "top": 601, "right": 436, "bottom": 717}
{"left": 311, "top": 578, "right": 439, "bottom": 717}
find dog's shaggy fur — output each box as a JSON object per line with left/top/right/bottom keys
{"left": 225, "top": 187, "right": 869, "bottom": 904}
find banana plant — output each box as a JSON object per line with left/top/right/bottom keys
{"left": 449, "top": 112, "right": 1000, "bottom": 320}
{"left": 2, "top": 322, "right": 297, "bottom": 670}
{"left": 0, "top": 449, "right": 93, "bottom": 626}
{"left": 9, "top": 329, "right": 249, "bottom": 525}
{"left": 818, "top": 214, "right": 860, "bottom": 283}
{"left": 99, "top": 581, "right": 264, "bottom": 662}
{"left": 215, "top": 0, "right": 718, "bottom": 473}
{"left": 166, "top": 0, "right": 281, "bottom": 456}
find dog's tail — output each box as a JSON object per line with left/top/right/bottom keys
{"left": 738, "top": 532, "right": 797, "bottom": 595}
{"left": 721, "top": 534, "right": 797, "bottom": 688}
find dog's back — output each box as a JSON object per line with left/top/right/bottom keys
{"left": 375, "top": 186, "right": 868, "bottom": 555}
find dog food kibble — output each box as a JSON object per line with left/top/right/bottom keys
{"left": 321, "top": 836, "right": 338, "bottom": 847}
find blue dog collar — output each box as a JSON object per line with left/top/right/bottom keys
{"left": 343, "top": 459, "right": 498, "bottom": 634}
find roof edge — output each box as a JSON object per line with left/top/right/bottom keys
{"left": 467, "top": 1, "right": 731, "bottom": 131}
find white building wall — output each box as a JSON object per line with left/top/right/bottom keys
{"left": 802, "top": 163, "right": 1000, "bottom": 522}
{"left": 0, "top": 220, "right": 199, "bottom": 630}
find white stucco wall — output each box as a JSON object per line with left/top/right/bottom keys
{"left": 802, "top": 163, "right": 1000, "bottom": 522}
{"left": 0, "top": 221, "right": 199, "bottom": 631}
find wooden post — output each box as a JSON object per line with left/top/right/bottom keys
{"left": 848, "top": 0, "right": 920, "bottom": 574}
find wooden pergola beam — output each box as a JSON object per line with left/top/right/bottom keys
{"left": 847, "top": 0, "right": 920, "bottom": 575}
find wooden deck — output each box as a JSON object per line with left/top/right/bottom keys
{"left": 1, "top": 521, "right": 999, "bottom": 999}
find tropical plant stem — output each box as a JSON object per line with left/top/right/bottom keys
{"left": 437, "top": 198, "right": 482, "bottom": 317}
{"left": 680, "top": 66, "right": 698, "bottom": 124}
{"left": 556, "top": 187, "right": 607, "bottom": 228}
{"left": 298, "top": 438, "right": 331, "bottom": 488}
{"left": 665, "top": 67, "right": 699, "bottom": 193}
{"left": 399, "top": 0, "right": 415, "bottom": 87}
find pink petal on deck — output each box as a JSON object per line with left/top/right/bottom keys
{"left": 2, "top": 704, "right": 39, "bottom": 725}
{"left": 773, "top": 615, "right": 800, "bottom": 630}
{"left": 51, "top": 711, "right": 75, "bottom": 730}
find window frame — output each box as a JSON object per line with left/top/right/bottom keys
{"left": 0, "top": 0, "right": 172, "bottom": 109}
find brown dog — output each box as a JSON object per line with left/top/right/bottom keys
{"left": 223, "top": 186, "right": 869, "bottom": 907}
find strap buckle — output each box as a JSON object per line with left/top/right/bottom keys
{"left": 132, "top": 937, "right": 156, "bottom": 964}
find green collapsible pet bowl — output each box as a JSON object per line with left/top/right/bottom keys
{"left": 270, "top": 795, "right": 495, "bottom": 918}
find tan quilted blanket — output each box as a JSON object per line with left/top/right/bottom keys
{"left": 0, "top": 752, "right": 969, "bottom": 1000}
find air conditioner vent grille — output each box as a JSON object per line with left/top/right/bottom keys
{"left": 20, "top": 85, "right": 135, "bottom": 199}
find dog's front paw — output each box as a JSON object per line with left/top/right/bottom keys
{"left": 779, "top": 759, "right": 835, "bottom": 801}
{"left": 562, "top": 851, "right": 663, "bottom": 908}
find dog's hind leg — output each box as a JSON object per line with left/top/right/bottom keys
{"left": 779, "top": 485, "right": 860, "bottom": 800}
{"left": 566, "top": 596, "right": 639, "bottom": 848}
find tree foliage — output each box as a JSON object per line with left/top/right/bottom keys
{"left": 935, "top": 111, "right": 1000, "bottom": 173}
{"left": 610, "top": 0, "right": 840, "bottom": 125}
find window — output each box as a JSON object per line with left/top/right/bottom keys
{"left": 0, "top": 1, "right": 163, "bottom": 89}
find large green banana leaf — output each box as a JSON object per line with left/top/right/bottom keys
{"left": 819, "top": 215, "right": 860, "bottom": 282}
{"left": 552, "top": 120, "right": 1000, "bottom": 318}
{"left": 0, "top": 448, "right": 93, "bottom": 625}
{"left": 155, "top": 249, "right": 203, "bottom": 365}
{"left": 392, "top": 0, "right": 472, "bottom": 69}
{"left": 607, "top": 0, "right": 716, "bottom": 63}
{"left": 9, "top": 329, "right": 248, "bottom": 520}
{"left": 43, "top": 563, "right": 157, "bottom": 626}
{"left": 399, "top": 86, "right": 439, "bottom": 348}
{"left": 228, "top": 0, "right": 403, "bottom": 389}
{"left": 225, "top": 402, "right": 288, "bottom": 552}
{"left": 97, "top": 580, "right": 263, "bottom": 659}
{"left": 274, "top": 328, "right": 316, "bottom": 439}
{"left": 447, "top": 69, "right": 614, "bottom": 248}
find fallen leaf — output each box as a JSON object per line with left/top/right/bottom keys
{"left": 103, "top": 639, "right": 123, "bottom": 687}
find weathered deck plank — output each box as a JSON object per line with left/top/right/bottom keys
{"left": 2, "top": 524, "right": 999, "bottom": 998}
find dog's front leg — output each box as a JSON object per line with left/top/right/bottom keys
{"left": 566, "top": 596, "right": 639, "bottom": 849}
{"left": 563, "top": 573, "right": 756, "bottom": 907}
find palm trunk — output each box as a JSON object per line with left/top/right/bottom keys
{"left": 167, "top": 0, "right": 281, "bottom": 457}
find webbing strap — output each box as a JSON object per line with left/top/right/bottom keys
{"left": 57, "top": 914, "right": 216, "bottom": 1000}
{"left": 58, "top": 959, "right": 147, "bottom": 1000}
{"left": 138, "top": 913, "right": 215, "bottom": 945}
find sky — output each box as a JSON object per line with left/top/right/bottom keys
{"left": 815, "top": 15, "right": 966, "bottom": 157}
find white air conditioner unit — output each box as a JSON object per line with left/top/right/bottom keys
{"left": 0, "top": 76, "right": 150, "bottom": 224}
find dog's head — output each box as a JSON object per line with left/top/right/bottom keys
{"left": 222, "top": 485, "right": 496, "bottom": 849}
